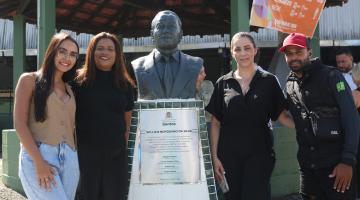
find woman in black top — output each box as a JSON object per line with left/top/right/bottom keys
{"left": 73, "top": 32, "right": 135, "bottom": 200}
{"left": 206, "top": 32, "right": 294, "bottom": 200}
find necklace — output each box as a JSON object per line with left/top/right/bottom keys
{"left": 234, "top": 69, "right": 255, "bottom": 95}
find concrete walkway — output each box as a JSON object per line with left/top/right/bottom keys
{"left": 0, "top": 155, "right": 303, "bottom": 200}
{"left": 0, "top": 157, "right": 26, "bottom": 200}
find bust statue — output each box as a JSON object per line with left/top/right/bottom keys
{"left": 131, "top": 10, "right": 203, "bottom": 100}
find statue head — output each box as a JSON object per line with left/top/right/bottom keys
{"left": 151, "top": 10, "right": 183, "bottom": 55}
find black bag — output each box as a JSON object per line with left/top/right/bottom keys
{"left": 293, "top": 87, "right": 343, "bottom": 141}
{"left": 313, "top": 116, "right": 343, "bottom": 141}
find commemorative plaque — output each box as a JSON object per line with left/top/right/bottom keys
{"left": 126, "top": 99, "right": 218, "bottom": 200}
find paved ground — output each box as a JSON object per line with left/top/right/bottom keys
{"left": 0, "top": 156, "right": 26, "bottom": 200}
{"left": 0, "top": 154, "right": 301, "bottom": 200}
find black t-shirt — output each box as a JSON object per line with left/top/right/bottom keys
{"left": 205, "top": 69, "right": 286, "bottom": 157}
{"left": 72, "top": 69, "right": 134, "bottom": 150}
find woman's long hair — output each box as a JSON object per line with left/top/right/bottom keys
{"left": 75, "top": 32, "right": 134, "bottom": 90}
{"left": 34, "top": 33, "right": 79, "bottom": 122}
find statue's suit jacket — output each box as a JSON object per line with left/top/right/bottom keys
{"left": 131, "top": 49, "right": 203, "bottom": 100}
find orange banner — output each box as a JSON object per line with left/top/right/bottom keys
{"left": 250, "top": 0, "right": 326, "bottom": 38}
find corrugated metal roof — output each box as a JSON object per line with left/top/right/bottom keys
{"left": 320, "top": 0, "right": 360, "bottom": 40}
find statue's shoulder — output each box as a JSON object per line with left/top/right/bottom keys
{"left": 180, "top": 52, "right": 204, "bottom": 66}
{"left": 131, "top": 50, "right": 156, "bottom": 71}
{"left": 131, "top": 56, "right": 147, "bottom": 70}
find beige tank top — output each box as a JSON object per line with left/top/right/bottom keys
{"left": 28, "top": 84, "right": 76, "bottom": 149}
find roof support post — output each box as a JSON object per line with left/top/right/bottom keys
{"left": 13, "top": 15, "right": 26, "bottom": 89}
{"left": 230, "top": 0, "right": 249, "bottom": 70}
{"left": 231, "top": 0, "right": 250, "bottom": 35}
{"left": 37, "top": 0, "right": 55, "bottom": 68}
{"left": 310, "top": 24, "right": 320, "bottom": 58}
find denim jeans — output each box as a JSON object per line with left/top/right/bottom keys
{"left": 19, "top": 142, "right": 80, "bottom": 200}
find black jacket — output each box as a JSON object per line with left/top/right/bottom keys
{"left": 285, "top": 58, "right": 360, "bottom": 169}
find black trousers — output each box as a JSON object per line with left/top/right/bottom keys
{"left": 356, "top": 151, "right": 360, "bottom": 197}
{"left": 77, "top": 146, "right": 128, "bottom": 200}
{"left": 220, "top": 152, "right": 275, "bottom": 200}
{"left": 300, "top": 166, "right": 356, "bottom": 200}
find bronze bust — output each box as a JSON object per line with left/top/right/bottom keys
{"left": 131, "top": 10, "right": 203, "bottom": 100}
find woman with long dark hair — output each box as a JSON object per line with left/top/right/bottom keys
{"left": 73, "top": 32, "right": 134, "bottom": 200}
{"left": 14, "top": 32, "right": 80, "bottom": 199}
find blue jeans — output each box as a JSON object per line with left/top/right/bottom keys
{"left": 19, "top": 142, "right": 79, "bottom": 200}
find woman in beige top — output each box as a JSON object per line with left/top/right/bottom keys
{"left": 14, "top": 33, "right": 80, "bottom": 200}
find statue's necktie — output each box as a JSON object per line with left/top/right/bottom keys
{"left": 163, "top": 58, "right": 173, "bottom": 97}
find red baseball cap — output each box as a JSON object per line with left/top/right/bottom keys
{"left": 279, "top": 33, "right": 308, "bottom": 52}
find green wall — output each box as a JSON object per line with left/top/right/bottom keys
{"left": 271, "top": 127, "right": 299, "bottom": 197}
{"left": 0, "top": 99, "right": 12, "bottom": 113}
{"left": 1, "top": 130, "right": 23, "bottom": 195}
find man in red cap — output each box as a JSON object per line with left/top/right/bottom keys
{"left": 281, "top": 33, "right": 360, "bottom": 199}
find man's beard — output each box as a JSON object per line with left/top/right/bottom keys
{"left": 289, "top": 59, "right": 310, "bottom": 73}
{"left": 339, "top": 66, "right": 352, "bottom": 73}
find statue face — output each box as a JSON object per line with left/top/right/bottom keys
{"left": 152, "top": 13, "right": 182, "bottom": 51}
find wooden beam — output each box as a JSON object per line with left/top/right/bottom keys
{"left": 203, "top": 0, "right": 229, "bottom": 21}
{"left": 22, "top": 1, "right": 37, "bottom": 17}
{"left": 86, "top": 0, "right": 111, "bottom": 25}
{"left": 104, "top": 5, "right": 126, "bottom": 27}
{"left": 16, "top": 0, "right": 31, "bottom": 15}
{"left": 122, "top": 0, "right": 225, "bottom": 30}
{"left": 111, "top": 6, "right": 131, "bottom": 33}
{"left": 67, "top": 0, "right": 87, "bottom": 20}
{"left": 0, "top": 1, "right": 20, "bottom": 17}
